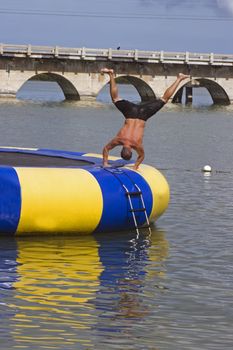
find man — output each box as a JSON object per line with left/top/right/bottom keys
{"left": 101, "top": 68, "right": 189, "bottom": 170}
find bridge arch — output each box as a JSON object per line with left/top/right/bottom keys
{"left": 20, "top": 73, "right": 80, "bottom": 101}
{"left": 172, "top": 78, "right": 230, "bottom": 105}
{"left": 117, "top": 76, "right": 156, "bottom": 101}
{"left": 98, "top": 75, "right": 156, "bottom": 102}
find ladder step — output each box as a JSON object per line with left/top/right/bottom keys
{"left": 129, "top": 208, "right": 146, "bottom": 212}
{"left": 136, "top": 224, "right": 151, "bottom": 229}
{"left": 126, "top": 191, "right": 142, "bottom": 196}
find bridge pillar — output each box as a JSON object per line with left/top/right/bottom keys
{"left": 0, "top": 70, "right": 33, "bottom": 98}
{"left": 185, "top": 87, "right": 193, "bottom": 104}
{"left": 0, "top": 72, "right": 17, "bottom": 98}
{"left": 148, "top": 75, "right": 188, "bottom": 102}
{"left": 215, "top": 79, "right": 233, "bottom": 104}
{"left": 67, "top": 73, "right": 104, "bottom": 101}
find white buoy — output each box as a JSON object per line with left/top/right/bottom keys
{"left": 202, "top": 165, "right": 212, "bottom": 173}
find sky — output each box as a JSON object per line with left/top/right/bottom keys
{"left": 0, "top": 0, "right": 232, "bottom": 54}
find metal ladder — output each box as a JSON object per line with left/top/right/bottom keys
{"left": 122, "top": 183, "right": 152, "bottom": 237}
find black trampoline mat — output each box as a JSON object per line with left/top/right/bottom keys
{"left": 0, "top": 152, "right": 94, "bottom": 167}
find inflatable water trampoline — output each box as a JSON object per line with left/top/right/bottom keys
{"left": 0, "top": 147, "right": 170, "bottom": 235}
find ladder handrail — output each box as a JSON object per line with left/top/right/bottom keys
{"left": 122, "top": 184, "right": 140, "bottom": 237}
{"left": 134, "top": 184, "right": 152, "bottom": 235}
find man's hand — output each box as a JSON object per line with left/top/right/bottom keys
{"left": 103, "top": 162, "right": 111, "bottom": 168}
{"left": 132, "top": 145, "right": 144, "bottom": 171}
{"left": 102, "top": 156, "right": 110, "bottom": 167}
{"left": 126, "top": 164, "right": 140, "bottom": 171}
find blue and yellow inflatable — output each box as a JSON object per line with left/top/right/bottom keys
{"left": 0, "top": 147, "right": 169, "bottom": 235}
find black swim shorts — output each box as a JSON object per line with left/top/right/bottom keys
{"left": 114, "top": 99, "right": 165, "bottom": 121}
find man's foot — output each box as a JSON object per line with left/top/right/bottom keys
{"left": 101, "top": 68, "right": 114, "bottom": 75}
{"left": 178, "top": 73, "right": 190, "bottom": 81}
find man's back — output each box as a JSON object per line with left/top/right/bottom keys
{"left": 116, "top": 118, "right": 145, "bottom": 147}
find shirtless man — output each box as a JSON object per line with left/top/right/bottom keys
{"left": 101, "top": 68, "right": 189, "bottom": 170}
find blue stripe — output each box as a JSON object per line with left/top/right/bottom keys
{"left": 90, "top": 168, "right": 153, "bottom": 233}
{"left": 0, "top": 167, "right": 21, "bottom": 234}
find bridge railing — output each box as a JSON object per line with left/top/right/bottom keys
{"left": 0, "top": 43, "right": 233, "bottom": 65}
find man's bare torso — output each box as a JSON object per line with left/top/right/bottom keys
{"left": 115, "top": 118, "right": 145, "bottom": 147}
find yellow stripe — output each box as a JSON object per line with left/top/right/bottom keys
{"left": 14, "top": 236, "right": 103, "bottom": 304}
{"left": 15, "top": 168, "right": 103, "bottom": 234}
{"left": 11, "top": 236, "right": 103, "bottom": 344}
{"left": 147, "top": 230, "right": 169, "bottom": 278}
{"left": 84, "top": 152, "right": 121, "bottom": 161}
{"left": 125, "top": 164, "right": 170, "bottom": 220}
{"left": 0, "top": 146, "right": 38, "bottom": 150}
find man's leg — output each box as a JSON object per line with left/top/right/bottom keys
{"left": 161, "top": 73, "right": 190, "bottom": 103}
{"left": 101, "top": 68, "right": 120, "bottom": 103}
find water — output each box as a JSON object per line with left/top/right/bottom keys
{"left": 0, "top": 82, "right": 233, "bottom": 349}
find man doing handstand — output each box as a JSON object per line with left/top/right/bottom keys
{"left": 101, "top": 68, "right": 189, "bottom": 170}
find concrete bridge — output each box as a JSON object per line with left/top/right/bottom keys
{"left": 0, "top": 43, "right": 233, "bottom": 104}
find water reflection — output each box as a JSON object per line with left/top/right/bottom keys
{"left": 0, "top": 228, "right": 169, "bottom": 348}
{"left": 9, "top": 235, "right": 102, "bottom": 348}
{"left": 93, "top": 230, "right": 169, "bottom": 348}
{"left": 95, "top": 230, "right": 169, "bottom": 318}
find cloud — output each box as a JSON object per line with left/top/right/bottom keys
{"left": 216, "top": 0, "right": 233, "bottom": 14}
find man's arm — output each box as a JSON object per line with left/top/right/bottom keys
{"left": 102, "top": 138, "right": 120, "bottom": 167}
{"left": 132, "top": 145, "right": 145, "bottom": 170}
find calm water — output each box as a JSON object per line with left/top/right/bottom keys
{"left": 0, "top": 82, "right": 233, "bottom": 349}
